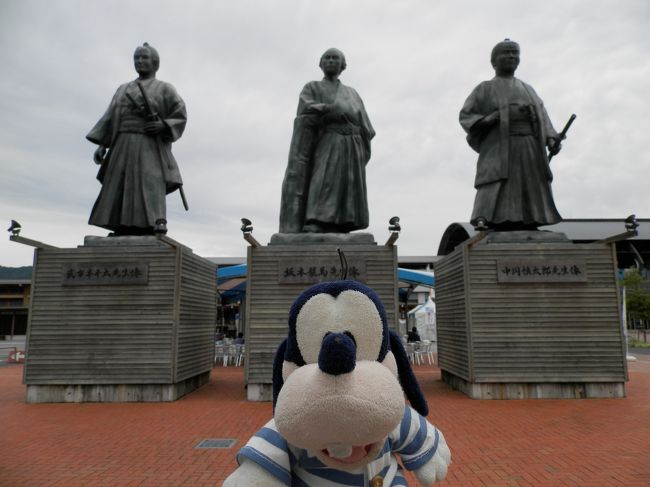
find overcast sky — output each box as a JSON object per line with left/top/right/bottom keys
{"left": 1, "top": 0, "right": 649, "bottom": 267}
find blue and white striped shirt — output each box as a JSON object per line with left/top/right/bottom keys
{"left": 236, "top": 405, "right": 441, "bottom": 486}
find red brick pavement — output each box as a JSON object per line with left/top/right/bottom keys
{"left": 1, "top": 357, "right": 649, "bottom": 486}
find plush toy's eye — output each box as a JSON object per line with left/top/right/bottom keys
{"left": 296, "top": 290, "right": 384, "bottom": 364}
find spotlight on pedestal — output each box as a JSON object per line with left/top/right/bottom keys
{"left": 625, "top": 214, "right": 639, "bottom": 234}
{"left": 385, "top": 216, "right": 400, "bottom": 246}
{"left": 241, "top": 218, "right": 260, "bottom": 247}
{"left": 7, "top": 220, "right": 21, "bottom": 237}
{"left": 241, "top": 218, "right": 253, "bottom": 234}
{"left": 388, "top": 216, "right": 401, "bottom": 233}
{"left": 599, "top": 213, "right": 641, "bottom": 244}
{"left": 154, "top": 218, "right": 168, "bottom": 235}
{"left": 474, "top": 217, "right": 489, "bottom": 232}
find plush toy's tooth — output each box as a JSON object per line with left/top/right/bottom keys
{"left": 326, "top": 444, "right": 353, "bottom": 458}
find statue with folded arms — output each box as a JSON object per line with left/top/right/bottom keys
{"left": 279, "top": 48, "right": 375, "bottom": 234}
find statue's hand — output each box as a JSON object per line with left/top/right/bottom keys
{"left": 322, "top": 101, "right": 347, "bottom": 123}
{"left": 93, "top": 146, "right": 107, "bottom": 165}
{"left": 473, "top": 111, "right": 499, "bottom": 133}
{"left": 329, "top": 100, "right": 346, "bottom": 115}
{"left": 483, "top": 111, "right": 500, "bottom": 126}
{"left": 144, "top": 120, "right": 165, "bottom": 135}
{"left": 304, "top": 103, "right": 329, "bottom": 115}
{"left": 547, "top": 137, "right": 562, "bottom": 156}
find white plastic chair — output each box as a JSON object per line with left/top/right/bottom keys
{"left": 404, "top": 342, "right": 417, "bottom": 364}
{"left": 234, "top": 344, "right": 245, "bottom": 366}
{"left": 224, "top": 345, "right": 239, "bottom": 366}
{"left": 415, "top": 340, "right": 434, "bottom": 365}
{"left": 214, "top": 344, "right": 225, "bottom": 366}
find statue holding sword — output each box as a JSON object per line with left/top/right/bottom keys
{"left": 460, "top": 39, "right": 575, "bottom": 231}
{"left": 87, "top": 42, "right": 188, "bottom": 236}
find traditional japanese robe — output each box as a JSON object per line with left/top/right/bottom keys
{"left": 279, "top": 79, "right": 375, "bottom": 233}
{"left": 459, "top": 77, "right": 561, "bottom": 228}
{"left": 87, "top": 78, "right": 186, "bottom": 233}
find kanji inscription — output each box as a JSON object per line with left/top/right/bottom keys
{"left": 62, "top": 262, "right": 149, "bottom": 286}
{"left": 278, "top": 258, "right": 367, "bottom": 284}
{"left": 497, "top": 259, "right": 587, "bottom": 283}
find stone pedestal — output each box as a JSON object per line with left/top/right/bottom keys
{"left": 23, "top": 236, "right": 216, "bottom": 403}
{"left": 245, "top": 234, "right": 398, "bottom": 401}
{"left": 434, "top": 234, "right": 627, "bottom": 399}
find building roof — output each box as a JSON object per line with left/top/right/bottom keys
{"left": 546, "top": 219, "right": 650, "bottom": 241}
{"left": 0, "top": 266, "right": 32, "bottom": 282}
{"left": 206, "top": 257, "right": 246, "bottom": 266}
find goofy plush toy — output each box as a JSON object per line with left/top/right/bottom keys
{"left": 224, "top": 280, "right": 451, "bottom": 486}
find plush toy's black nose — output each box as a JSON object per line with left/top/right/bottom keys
{"left": 318, "top": 332, "right": 356, "bottom": 376}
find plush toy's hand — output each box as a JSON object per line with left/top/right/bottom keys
{"left": 223, "top": 459, "right": 287, "bottom": 487}
{"left": 413, "top": 430, "right": 452, "bottom": 486}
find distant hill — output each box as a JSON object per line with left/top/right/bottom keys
{"left": 0, "top": 266, "right": 33, "bottom": 280}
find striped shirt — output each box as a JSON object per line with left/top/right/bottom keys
{"left": 236, "top": 405, "right": 441, "bottom": 486}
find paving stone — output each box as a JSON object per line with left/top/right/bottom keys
{"left": 1, "top": 357, "right": 649, "bottom": 486}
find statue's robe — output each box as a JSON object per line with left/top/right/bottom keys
{"left": 87, "top": 78, "right": 186, "bottom": 233}
{"left": 279, "top": 79, "right": 375, "bottom": 233}
{"left": 459, "top": 77, "right": 561, "bottom": 228}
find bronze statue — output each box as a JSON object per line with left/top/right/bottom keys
{"left": 460, "top": 39, "right": 563, "bottom": 231}
{"left": 279, "top": 48, "right": 375, "bottom": 233}
{"left": 87, "top": 43, "right": 187, "bottom": 236}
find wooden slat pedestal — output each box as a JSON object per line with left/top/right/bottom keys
{"left": 435, "top": 237, "right": 627, "bottom": 399}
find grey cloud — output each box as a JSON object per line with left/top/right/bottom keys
{"left": 1, "top": 0, "right": 649, "bottom": 266}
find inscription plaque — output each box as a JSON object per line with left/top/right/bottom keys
{"left": 497, "top": 259, "right": 587, "bottom": 283}
{"left": 62, "top": 262, "right": 149, "bottom": 286}
{"left": 278, "top": 258, "right": 367, "bottom": 284}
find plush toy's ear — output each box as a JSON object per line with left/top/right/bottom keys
{"left": 389, "top": 330, "right": 429, "bottom": 417}
{"left": 272, "top": 338, "right": 288, "bottom": 412}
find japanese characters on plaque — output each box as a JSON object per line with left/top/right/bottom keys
{"left": 497, "top": 259, "right": 587, "bottom": 283}
{"left": 278, "top": 258, "right": 367, "bottom": 284}
{"left": 62, "top": 262, "right": 149, "bottom": 286}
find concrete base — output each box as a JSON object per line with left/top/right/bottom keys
{"left": 26, "top": 371, "right": 210, "bottom": 403}
{"left": 269, "top": 232, "right": 375, "bottom": 245}
{"left": 83, "top": 235, "right": 168, "bottom": 247}
{"left": 484, "top": 230, "right": 569, "bottom": 244}
{"left": 247, "top": 382, "right": 273, "bottom": 401}
{"left": 442, "top": 370, "right": 625, "bottom": 399}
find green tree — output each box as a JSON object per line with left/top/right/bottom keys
{"left": 622, "top": 269, "right": 650, "bottom": 322}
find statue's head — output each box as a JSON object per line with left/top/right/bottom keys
{"left": 319, "top": 48, "right": 347, "bottom": 76}
{"left": 133, "top": 42, "right": 160, "bottom": 75}
{"left": 491, "top": 38, "right": 520, "bottom": 75}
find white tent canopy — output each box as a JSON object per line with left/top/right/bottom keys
{"left": 407, "top": 297, "right": 436, "bottom": 342}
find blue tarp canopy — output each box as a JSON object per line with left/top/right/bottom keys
{"left": 216, "top": 265, "right": 434, "bottom": 304}
{"left": 217, "top": 264, "right": 247, "bottom": 280}
{"left": 217, "top": 265, "right": 247, "bottom": 304}
{"left": 397, "top": 268, "right": 434, "bottom": 287}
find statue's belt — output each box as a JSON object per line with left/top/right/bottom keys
{"left": 324, "top": 123, "right": 361, "bottom": 135}
{"left": 509, "top": 120, "right": 536, "bottom": 136}
{"left": 508, "top": 103, "right": 537, "bottom": 136}
{"left": 118, "top": 118, "right": 148, "bottom": 134}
